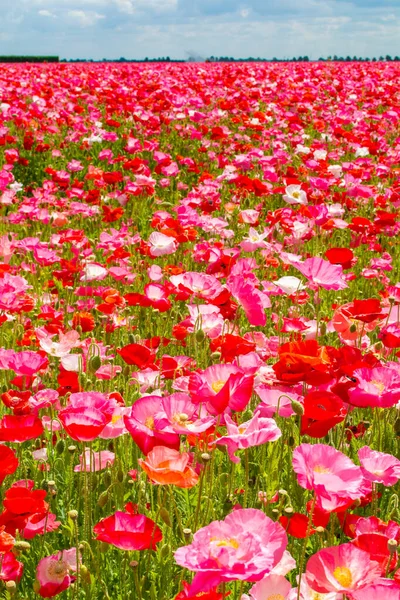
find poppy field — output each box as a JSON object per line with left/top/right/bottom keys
{"left": 1, "top": 60, "right": 400, "bottom": 599}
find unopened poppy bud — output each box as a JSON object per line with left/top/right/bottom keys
{"left": 55, "top": 439, "right": 65, "bottom": 454}
{"left": 374, "top": 341, "right": 383, "bottom": 352}
{"left": 288, "top": 436, "right": 296, "bottom": 447}
{"left": 160, "top": 543, "right": 170, "bottom": 558}
{"left": 128, "top": 333, "right": 136, "bottom": 344}
{"left": 129, "top": 560, "right": 139, "bottom": 570}
{"left": 117, "top": 468, "right": 124, "bottom": 483}
{"left": 349, "top": 323, "right": 357, "bottom": 333}
{"left": 75, "top": 325, "right": 82, "bottom": 335}
{"left": 318, "top": 322, "right": 327, "bottom": 336}
{"left": 98, "top": 490, "right": 109, "bottom": 508}
{"left": 388, "top": 538, "right": 398, "bottom": 554}
{"left": 80, "top": 565, "right": 91, "bottom": 584}
{"left": 159, "top": 507, "right": 172, "bottom": 527}
{"left": 210, "top": 351, "right": 221, "bottom": 362}
{"left": 394, "top": 419, "right": 400, "bottom": 436}
{"left": 68, "top": 510, "right": 78, "bottom": 521}
{"left": 88, "top": 355, "right": 101, "bottom": 373}
{"left": 291, "top": 399, "right": 304, "bottom": 416}
{"left": 123, "top": 365, "right": 131, "bottom": 378}
{"left": 103, "top": 471, "right": 112, "bottom": 487}
{"left": 183, "top": 528, "right": 192, "bottom": 542}
{"left": 219, "top": 473, "right": 229, "bottom": 486}
{"left": 201, "top": 452, "right": 211, "bottom": 463}
{"left": 195, "top": 329, "right": 205, "bottom": 342}
{"left": 353, "top": 498, "right": 361, "bottom": 507}
{"left": 13, "top": 541, "right": 30, "bottom": 552}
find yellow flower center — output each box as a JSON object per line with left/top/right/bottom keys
{"left": 172, "top": 413, "right": 190, "bottom": 426}
{"left": 211, "top": 380, "right": 226, "bottom": 393}
{"left": 313, "top": 465, "right": 330, "bottom": 474}
{"left": 210, "top": 537, "right": 239, "bottom": 549}
{"left": 371, "top": 380, "right": 385, "bottom": 394}
{"left": 267, "top": 595, "right": 285, "bottom": 600}
{"left": 111, "top": 414, "right": 122, "bottom": 424}
{"left": 292, "top": 191, "right": 300, "bottom": 199}
{"left": 145, "top": 416, "right": 155, "bottom": 430}
{"left": 333, "top": 566, "right": 353, "bottom": 588}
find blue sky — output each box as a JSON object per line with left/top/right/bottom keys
{"left": 1, "top": 0, "right": 399, "bottom": 59}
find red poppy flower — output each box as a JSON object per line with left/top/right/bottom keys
{"left": 273, "top": 340, "right": 332, "bottom": 385}
{"left": 325, "top": 247, "right": 354, "bottom": 270}
{"left": 93, "top": 511, "right": 162, "bottom": 551}
{"left": 72, "top": 311, "right": 95, "bottom": 332}
{"left": 117, "top": 343, "right": 154, "bottom": 368}
{"left": 341, "top": 298, "right": 382, "bottom": 324}
{"left": 301, "top": 391, "right": 346, "bottom": 438}
{"left": 0, "top": 446, "right": 18, "bottom": 485}
{"left": 279, "top": 513, "right": 316, "bottom": 539}
{"left": 175, "top": 582, "right": 226, "bottom": 600}
{"left": 0, "top": 415, "right": 43, "bottom": 443}
{"left": 210, "top": 334, "right": 256, "bottom": 363}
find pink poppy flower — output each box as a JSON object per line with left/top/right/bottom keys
{"left": 154, "top": 393, "right": 215, "bottom": 435}
{"left": 174, "top": 508, "right": 287, "bottom": 594}
{"left": 58, "top": 407, "right": 111, "bottom": 442}
{"left": 148, "top": 232, "right": 177, "bottom": 256}
{"left": 189, "top": 364, "right": 254, "bottom": 414}
{"left": 0, "top": 551, "right": 23, "bottom": 582}
{"left": 295, "top": 257, "right": 348, "bottom": 291}
{"left": 292, "top": 444, "right": 371, "bottom": 512}
{"left": 99, "top": 406, "right": 130, "bottom": 439}
{"left": 348, "top": 366, "right": 400, "bottom": 408}
{"left": 228, "top": 276, "right": 271, "bottom": 326}
{"left": 358, "top": 446, "right": 400, "bottom": 486}
{"left": 215, "top": 413, "right": 281, "bottom": 463}
{"left": 304, "top": 543, "right": 381, "bottom": 595}
{"left": 36, "top": 547, "right": 79, "bottom": 598}
{"left": 170, "top": 271, "right": 224, "bottom": 300}
{"left": 245, "top": 574, "right": 292, "bottom": 600}
{"left": 23, "top": 512, "right": 61, "bottom": 539}
{"left": 2, "top": 350, "right": 48, "bottom": 376}
{"left": 124, "top": 395, "right": 180, "bottom": 455}
{"left": 74, "top": 449, "right": 115, "bottom": 472}
{"left": 351, "top": 580, "right": 400, "bottom": 600}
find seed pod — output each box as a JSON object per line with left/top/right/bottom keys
{"left": 159, "top": 507, "right": 172, "bottom": 527}
{"left": 183, "top": 528, "right": 192, "bottom": 542}
{"left": 68, "top": 445, "right": 77, "bottom": 454}
{"left": 13, "top": 541, "right": 30, "bottom": 552}
{"left": 388, "top": 538, "right": 398, "bottom": 554}
{"left": 98, "top": 490, "right": 109, "bottom": 508}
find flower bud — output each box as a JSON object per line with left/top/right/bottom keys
{"left": 291, "top": 399, "right": 304, "bottom": 416}
{"left": 98, "top": 490, "right": 109, "bottom": 508}
{"left": 55, "top": 439, "right": 65, "bottom": 455}
{"left": 160, "top": 543, "right": 170, "bottom": 558}
{"left": 13, "top": 541, "right": 30, "bottom": 552}
{"left": 159, "top": 507, "right": 172, "bottom": 527}
{"left": 68, "top": 510, "right": 78, "bottom": 521}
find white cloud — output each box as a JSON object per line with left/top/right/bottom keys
{"left": 114, "top": 0, "right": 177, "bottom": 14}
{"left": 67, "top": 9, "right": 105, "bottom": 26}
{"left": 38, "top": 9, "right": 56, "bottom": 17}
{"left": 240, "top": 8, "right": 249, "bottom": 18}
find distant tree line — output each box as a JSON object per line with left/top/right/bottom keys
{"left": 0, "top": 56, "right": 59, "bottom": 63}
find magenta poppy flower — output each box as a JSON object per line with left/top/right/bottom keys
{"left": 2, "top": 350, "right": 48, "bottom": 376}
{"left": 58, "top": 407, "right": 111, "bottom": 442}
{"left": 305, "top": 543, "right": 381, "bottom": 595}
{"left": 23, "top": 513, "right": 61, "bottom": 539}
{"left": 124, "top": 395, "right": 180, "bottom": 455}
{"left": 292, "top": 444, "right": 371, "bottom": 512}
{"left": 358, "top": 446, "right": 400, "bottom": 486}
{"left": 154, "top": 393, "right": 215, "bottom": 435}
{"left": 348, "top": 366, "right": 400, "bottom": 408}
{"left": 189, "top": 364, "right": 254, "bottom": 414}
{"left": 294, "top": 257, "right": 348, "bottom": 291}
{"left": 174, "top": 508, "right": 287, "bottom": 594}
{"left": 0, "top": 551, "right": 24, "bottom": 582}
{"left": 215, "top": 413, "right": 281, "bottom": 463}
{"left": 93, "top": 511, "right": 162, "bottom": 551}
